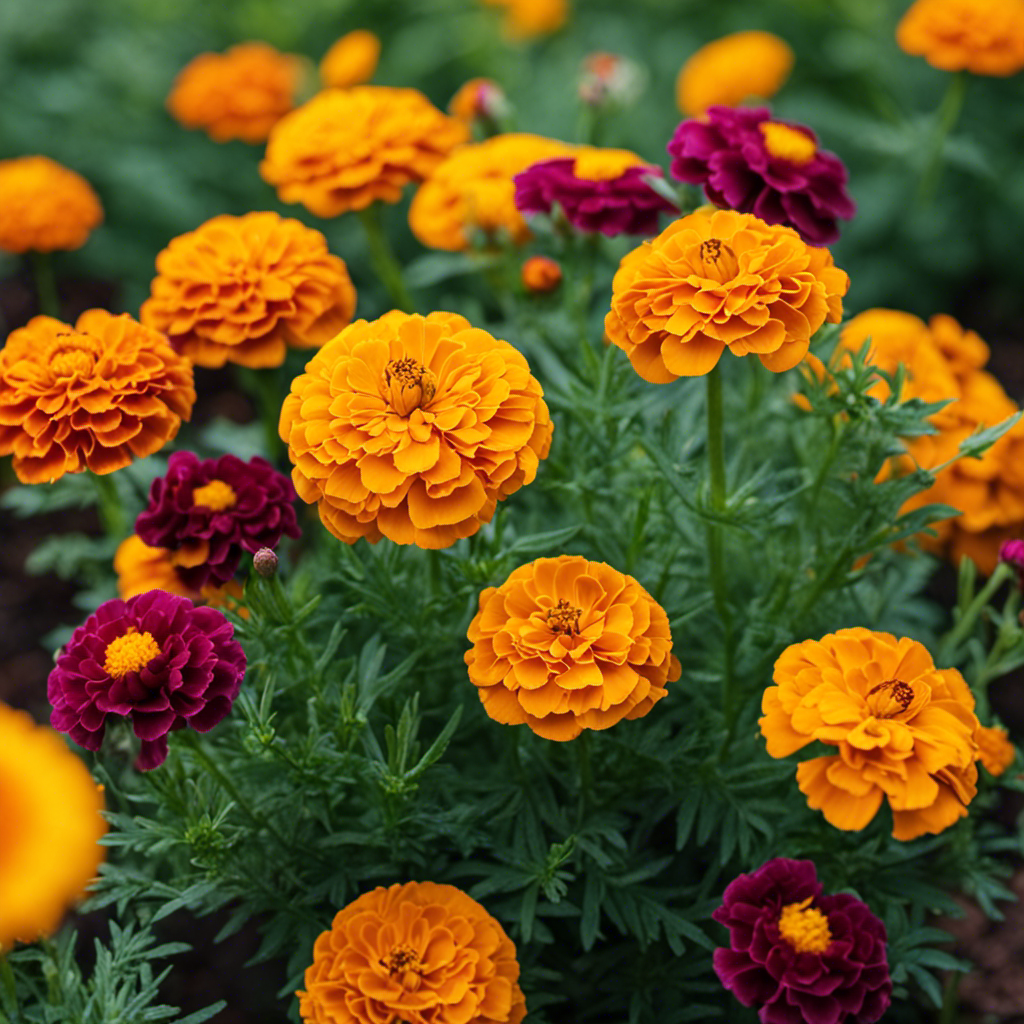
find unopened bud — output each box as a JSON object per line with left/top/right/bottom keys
{"left": 253, "top": 547, "right": 278, "bottom": 578}
{"left": 521, "top": 255, "right": 562, "bottom": 293}
{"left": 578, "top": 52, "right": 645, "bottom": 108}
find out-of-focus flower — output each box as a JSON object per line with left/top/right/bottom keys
{"left": 298, "top": 881, "right": 526, "bottom": 1024}
{"left": 676, "top": 31, "right": 794, "bottom": 116}
{"left": 713, "top": 858, "right": 892, "bottom": 1024}
{"left": 521, "top": 255, "right": 562, "bottom": 292}
{"left": 480, "top": 0, "right": 568, "bottom": 40}
{"left": 896, "top": 0, "right": 1024, "bottom": 75}
{"left": 280, "top": 311, "right": 552, "bottom": 549}
{"left": 0, "top": 703, "right": 106, "bottom": 949}
{"left": 465, "top": 555, "right": 680, "bottom": 741}
{"left": 319, "top": 30, "right": 380, "bottom": 89}
{"left": 140, "top": 212, "right": 357, "bottom": 369}
{"left": 605, "top": 208, "right": 848, "bottom": 381}
{"left": 0, "top": 156, "right": 103, "bottom": 254}
{"left": 48, "top": 591, "right": 246, "bottom": 770}
{"left": 976, "top": 724, "right": 1017, "bottom": 776}
{"left": 261, "top": 87, "right": 468, "bottom": 217}
{"left": 167, "top": 42, "right": 304, "bottom": 143}
{"left": 1000, "top": 538, "right": 1024, "bottom": 580}
{"left": 448, "top": 78, "right": 511, "bottom": 127}
{"left": 578, "top": 52, "right": 646, "bottom": 107}
{"left": 927, "top": 312, "right": 989, "bottom": 379}
{"left": 760, "top": 627, "right": 981, "bottom": 840}
{"left": 253, "top": 547, "right": 278, "bottom": 577}
{"left": 0, "top": 311, "right": 194, "bottom": 484}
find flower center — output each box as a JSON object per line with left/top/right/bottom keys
{"left": 46, "top": 332, "right": 103, "bottom": 380}
{"left": 777, "top": 897, "right": 832, "bottom": 954}
{"left": 103, "top": 628, "right": 161, "bottom": 679}
{"left": 696, "top": 237, "right": 740, "bottom": 280}
{"left": 192, "top": 479, "right": 238, "bottom": 512}
{"left": 546, "top": 598, "right": 582, "bottom": 635}
{"left": 759, "top": 122, "right": 817, "bottom": 165}
{"left": 382, "top": 357, "right": 437, "bottom": 416}
{"left": 573, "top": 148, "right": 643, "bottom": 182}
{"left": 866, "top": 678, "right": 916, "bottom": 719}
{"left": 379, "top": 944, "right": 422, "bottom": 982}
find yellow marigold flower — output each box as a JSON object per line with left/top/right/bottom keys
{"left": 760, "top": 628, "right": 981, "bottom": 841}
{"left": 167, "top": 42, "right": 304, "bottom": 143}
{"left": 319, "top": 29, "right": 380, "bottom": 89}
{"left": 0, "top": 703, "right": 106, "bottom": 949}
{"left": 896, "top": 0, "right": 1024, "bottom": 75}
{"left": 409, "top": 134, "right": 575, "bottom": 251}
{"left": 299, "top": 881, "right": 526, "bottom": 1024}
{"left": 0, "top": 156, "right": 103, "bottom": 254}
{"left": 976, "top": 725, "right": 1016, "bottom": 776}
{"left": 676, "top": 31, "right": 795, "bottom": 116}
{"left": 0, "top": 311, "right": 195, "bottom": 484}
{"left": 140, "top": 212, "right": 357, "bottom": 370}
{"left": 260, "top": 87, "right": 469, "bottom": 217}
{"left": 279, "top": 311, "right": 552, "bottom": 549}
{"left": 480, "top": 0, "right": 568, "bottom": 40}
{"left": 465, "top": 555, "right": 681, "bottom": 741}
{"left": 605, "top": 209, "right": 848, "bottom": 381}
{"left": 521, "top": 255, "right": 562, "bottom": 292}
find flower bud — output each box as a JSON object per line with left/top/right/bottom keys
{"left": 253, "top": 546, "right": 279, "bottom": 577}
{"left": 521, "top": 255, "right": 562, "bottom": 293}
{"left": 578, "top": 52, "right": 645, "bottom": 108}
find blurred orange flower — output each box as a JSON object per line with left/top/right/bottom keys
{"left": 319, "top": 30, "right": 380, "bottom": 89}
{"left": 480, "top": 0, "right": 568, "bottom": 40}
{"left": 976, "top": 725, "right": 1016, "bottom": 776}
{"left": 521, "top": 255, "right": 562, "bottom": 292}
{"left": 896, "top": 0, "right": 1024, "bottom": 75}
{"left": 448, "top": 78, "right": 508, "bottom": 125}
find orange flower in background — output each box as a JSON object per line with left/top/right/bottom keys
{"left": 140, "top": 212, "right": 357, "bottom": 369}
{"left": 319, "top": 30, "right": 380, "bottom": 89}
{"left": 761, "top": 628, "right": 981, "bottom": 841}
{"left": 927, "top": 312, "right": 989, "bottom": 380}
{"left": 0, "top": 311, "right": 195, "bottom": 484}
{"left": 465, "top": 555, "right": 681, "bottom": 741}
{"left": 260, "top": 87, "right": 468, "bottom": 217}
{"left": 167, "top": 42, "right": 304, "bottom": 143}
{"left": 448, "top": 78, "right": 509, "bottom": 126}
{"left": 480, "top": 0, "right": 568, "bottom": 40}
{"left": 0, "top": 702, "right": 106, "bottom": 949}
{"left": 279, "top": 311, "right": 552, "bottom": 549}
{"left": 976, "top": 725, "right": 1016, "bottom": 776}
{"left": 896, "top": 0, "right": 1024, "bottom": 75}
{"left": 299, "top": 881, "right": 526, "bottom": 1024}
{"left": 0, "top": 156, "right": 103, "bottom": 254}
{"left": 521, "top": 255, "right": 562, "bottom": 292}
{"left": 605, "top": 209, "right": 848, "bottom": 382}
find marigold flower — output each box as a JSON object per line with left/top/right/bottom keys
{"left": 140, "top": 212, "right": 357, "bottom": 370}
{"left": 280, "top": 311, "right": 552, "bottom": 548}
{"left": 896, "top": 0, "right": 1024, "bottom": 75}
{"left": 0, "top": 703, "right": 107, "bottom": 949}
{"left": 167, "top": 42, "right": 303, "bottom": 143}
{"left": 0, "top": 156, "right": 103, "bottom": 254}
{"left": 299, "top": 880, "right": 526, "bottom": 1024}
{"left": 605, "top": 208, "right": 848, "bottom": 381}
{"left": 480, "top": 0, "right": 568, "bottom": 40}
{"left": 465, "top": 555, "right": 680, "bottom": 741}
{"left": 1001, "top": 538, "right": 1024, "bottom": 579}
{"left": 448, "top": 78, "right": 510, "bottom": 126}
{"left": 760, "top": 627, "right": 981, "bottom": 840}
{"left": 676, "top": 31, "right": 794, "bottom": 116}
{"left": 713, "top": 858, "right": 892, "bottom": 1024}
{"left": 521, "top": 255, "right": 562, "bottom": 292}
{"left": 0, "top": 310, "right": 195, "bottom": 485}
{"left": 319, "top": 30, "right": 380, "bottom": 89}
{"left": 977, "top": 725, "right": 1017, "bottom": 776}
{"left": 261, "top": 87, "right": 468, "bottom": 217}
{"left": 49, "top": 591, "right": 246, "bottom": 770}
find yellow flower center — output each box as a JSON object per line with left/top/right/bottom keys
{"left": 696, "top": 237, "right": 740, "bottom": 280}
{"left": 546, "top": 598, "right": 582, "bottom": 635}
{"left": 192, "top": 479, "right": 238, "bottom": 512}
{"left": 382, "top": 357, "right": 437, "bottom": 416}
{"left": 777, "top": 897, "right": 832, "bottom": 954}
{"left": 103, "top": 629, "right": 161, "bottom": 679}
{"left": 759, "top": 122, "right": 817, "bottom": 166}
{"left": 573, "top": 148, "right": 643, "bottom": 182}
{"left": 866, "top": 678, "right": 916, "bottom": 719}
{"left": 379, "top": 944, "right": 422, "bottom": 985}
{"left": 47, "top": 332, "right": 103, "bottom": 380}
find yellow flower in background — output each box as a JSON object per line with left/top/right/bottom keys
{"left": 897, "top": 0, "right": 1024, "bottom": 75}
{"left": 480, "top": 0, "right": 568, "bottom": 40}
{"left": 319, "top": 29, "right": 380, "bottom": 89}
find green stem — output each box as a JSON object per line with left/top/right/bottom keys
{"left": 29, "top": 250, "right": 59, "bottom": 318}
{"left": 919, "top": 72, "right": 967, "bottom": 203}
{"left": 0, "top": 952, "right": 18, "bottom": 1022}
{"left": 938, "top": 969, "right": 961, "bottom": 1024}
{"left": 938, "top": 562, "right": 1013, "bottom": 665}
{"left": 237, "top": 367, "right": 284, "bottom": 463}
{"left": 358, "top": 204, "right": 416, "bottom": 312}
{"left": 90, "top": 470, "right": 126, "bottom": 539}
{"left": 575, "top": 731, "right": 593, "bottom": 827}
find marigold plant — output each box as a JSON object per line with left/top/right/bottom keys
{"left": 896, "top": 0, "right": 1024, "bottom": 75}
{"left": 319, "top": 29, "right": 380, "bottom": 89}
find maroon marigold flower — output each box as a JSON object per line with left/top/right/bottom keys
{"left": 667, "top": 106, "right": 856, "bottom": 246}
{"left": 48, "top": 591, "right": 246, "bottom": 770}
{"left": 713, "top": 858, "right": 891, "bottom": 1024}
{"left": 136, "top": 451, "right": 300, "bottom": 590}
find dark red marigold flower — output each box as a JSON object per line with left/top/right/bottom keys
{"left": 136, "top": 451, "right": 300, "bottom": 590}
{"left": 667, "top": 106, "right": 856, "bottom": 246}
{"left": 48, "top": 591, "right": 246, "bottom": 770}
{"left": 713, "top": 858, "right": 891, "bottom": 1024}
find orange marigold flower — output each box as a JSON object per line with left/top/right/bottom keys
{"left": 409, "top": 134, "right": 575, "bottom": 251}
{"left": 927, "top": 312, "right": 989, "bottom": 380}
{"left": 0, "top": 156, "right": 103, "bottom": 254}
{"left": 0, "top": 311, "right": 195, "bottom": 485}
{"left": 448, "top": 78, "right": 509, "bottom": 126}
{"left": 0, "top": 702, "right": 106, "bottom": 949}
{"left": 319, "top": 30, "right": 380, "bottom": 89}
{"left": 167, "top": 42, "right": 304, "bottom": 143}
{"left": 676, "top": 31, "right": 794, "bottom": 116}
{"left": 139, "top": 212, "right": 357, "bottom": 370}
{"left": 760, "top": 627, "right": 981, "bottom": 841}
{"left": 480, "top": 0, "right": 568, "bottom": 40}
{"left": 465, "top": 555, "right": 681, "bottom": 741}
{"left": 896, "top": 0, "right": 1024, "bottom": 75}
{"left": 605, "top": 209, "right": 848, "bottom": 382}
{"left": 521, "top": 255, "right": 562, "bottom": 292}
{"left": 260, "top": 87, "right": 469, "bottom": 217}
{"left": 299, "top": 881, "right": 526, "bottom": 1024}
{"left": 976, "top": 725, "right": 1016, "bottom": 776}
{"left": 279, "top": 311, "right": 552, "bottom": 549}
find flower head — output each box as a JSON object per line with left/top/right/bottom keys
{"left": 521, "top": 255, "right": 562, "bottom": 292}
{"left": 1000, "top": 538, "right": 1024, "bottom": 578}
{"left": 0, "top": 310, "right": 195, "bottom": 484}
{"left": 713, "top": 858, "right": 892, "bottom": 1024}
{"left": 976, "top": 725, "right": 1016, "bottom": 776}
{"left": 448, "top": 78, "right": 511, "bottom": 127}
{"left": 578, "top": 52, "right": 646, "bottom": 107}
{"left": 48, "top": 591, "right": 246, "bottom": 770}
{"left": 480, "top": 0, "right": 568, "bottom": 40}
{"left": 605, "top": 208, "right": 848, "bottom": 381}
{"left": 279, "top": 311, "right": 552, "bottom": 549}
{"left": 897, "top": 0, "right": 1024, "bottom": 75}
{"left": 319, "top": 30, "right": 380, "bottom": 89}
{"left": 140, "top": 212, "right": 357, "bottom": 369}
{"left": 465, "top": 555, "right": 680, "bottom": 741}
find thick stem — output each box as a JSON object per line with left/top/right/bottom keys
{"left": 358, "top": 204, "right": 416, "bottom": 313}
{"left": 919, "top": 72, "right": 967, "bottom": 204}
{"left": 938, "top": 969, "right": 961, "bottom": 1024}
{"left": 938, "top": 562, "right": 1013, "bottom": 665}
{"left": 90, "top": 470, "right": 126, "bottom": 539}
{"left": 29, "top": 250, "right": 60, "bottom": 318}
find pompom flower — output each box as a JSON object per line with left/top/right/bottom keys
{"left": 521, "top": 255, "right": 562, "bottom": 292}
{"left": 260, "top": 87, "right": 469, "bottom": 217}
{"left": 140, "top": 212, "right": 357, "bottom": 369}
{"left": 668, "top": 106, "right": 856, "bottom": 246}
{"left": 676, "top": 31, "right": 794, "bottom": 116}
{"left": 896, "top": 0, "right": 1024, "bottom": 75}
{"left": 464, "top": 555, "right": 681, "bottom": 741}
{"left": 319, "top": 30, "right": 380, "bottom": 89}
{"left": 167, "top": 42, "right": 304, "bottom": 143}
{"left": 0, "top": 310, "right": 195, "bottom": 484}
{"left": 713, "top": 858, "right": 892, "bottom": 1024}
{"left": 48, "top": 591, "right": 246, "bottom": 770}
{"left": 0, "top": 703, "right": 107, "bottom": 949}
{"left": 299, "top": 880, "right": 526, "bottom": 1024}
{"left": 479, "top": 0, "right": 568, "bottom": 40}
{"left": 279, "top": 311, "right": 552, "bottom": 549}
{"left": 605, "top": 208, "right": 848, "bottom": 381}
{"left": 0, "top": 156, "right": 103, "bottom": 254}
{"left": 760, "top": 627, "right": 981, "bottom": 841}
{"left": 976, "top": 725, "right": 1016, "bottom": 776}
